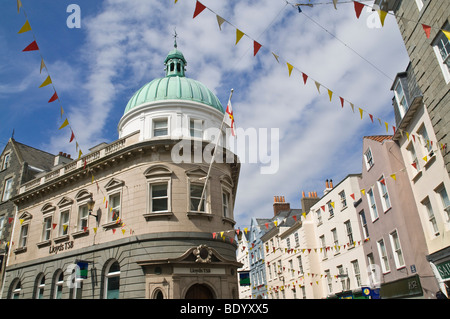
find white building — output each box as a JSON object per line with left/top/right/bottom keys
{"left": 309, "top": 176, "right": 370, "bottom": 299}
{"left": 236, "top": 230, "right": 251, "bottom": 299}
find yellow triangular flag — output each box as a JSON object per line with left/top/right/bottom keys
{"left": 63, "top": 224, "right": 68, "bottom": 231}
{"left": 378, "top": 9, "right": 387, "bottom": 26}
{"left": 274, "top": 220, "right": 278, "bottom": 227}
{"left": 59, "top": 118, "right": 69, "bottom": 130}
{"left": 17, "top": 0, "right": 22, "bottom": 13}
{"left": 236, "top": 29, "right": 245, "bottom": 45}
{"left": 216, "top": 15, "right": 225, "bottom": 30}
{"left": 220, "top": 231, "right": 224, "bottom": 238}
{"left": 443, "top": 30, "right": 450, "bottom": 41}
{"left": 93, "top": 227, "right": 97, "bottom": 233}
{"left": 406, "top": 131, "right": 410, "bottom": 140}
{"left": 359, "top": 108, "right": 364, "bottom": 119}
{"left": 60, "top": 106, "right": 64, "bottom": 118}
{"left": 385, "top": 122, "right": 389, "bottom": 133}
{"left": 302, "top": 212, "right": 306, "bottom": 219}
{"left": 287, "top": 63, "right": 294, "bottom": 77}
{"left": 40, "top": 58, "right": 46, "bottom": 74}
{"left": 423, "top": 155, "right": 428, "bottom": 162}
{"left": 39, "top": 76, "right": 52, "bottom": 88}
{"left": 78, "top": 150, "right": 83, "bottom": 159}
{"left": 122, "top": 229, "right": 126, "bottom": 235}
{"left": 330, "top": 202, "right": 335, "bottom": 208}
{"left": 350, "top": 103, "right": 355, "bottom": 113}
{"left": 20, "top": 219, "right": 24, "bottom": 224}
{"left": 18, "top": 20, "right": 31, "bottom": 34}
{"left": 328, "top": 89, "right": 333, "bottom": 101}
{"left": 390, "top": 174, "right": 396, "bottom": 181}
{"left": 361, "top": 189, "right": 365, "bottom": 195}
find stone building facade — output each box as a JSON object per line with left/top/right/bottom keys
{"left": 1, "top": 45, "right": 241, "bottom": 299}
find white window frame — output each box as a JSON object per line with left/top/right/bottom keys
{"left": 359, "top": 210, "right": 370, "bottom": 239}
{"left": 377, "top": 176, "right": 391, "bottom": 212}
{"left": 59, "top": 210, "right": 70, "bottom": 237}
{"left": 152, "top": 117, "right": 169, "bottom": 137}
{"left": 435, "top": 184, "right": 450, "bottom": 223}
{"left": 2, "top": 177, "right": 13, "bottom": 201}
{"left": 36, "top": 274, "right": 45, "bottom": 299}
{"left": 377, "top": 238, "right": 390, "bottom": 274}
{"left": 364, "top": 148, "right": 374, "bottom": 170}
{"left": 327, "top": 200, "right": 334, "bottom": 218}
{"left": 394, "top": 80, "right": 408, "bottom": 118}
{"left": 77, "top": 204, "right": 89, "bottom": 232}
{"left": 53, "top": 270, "right": 64, "bottom": 299}
{"left": 148, "top": 178, "right": 171, "bottom": 213}
{"left": 389, "top": 230, "right": 405, "bottom": 269}
{"left": 339, "top": 190, "right": 347, "bottom": 210}
{"left": 316, "top": 209, "right": 322, "bottom": 225}
{"left": 417, "top": 124, "right": 432, "bottom": 154}
{"left": 19, "top": 224, "right": 29, "bottom": 248}
{"left": 367, "top": 188, "right": 379, "bottom": 221}
{"left": 415, "top": 0, "right": 424, "bottom": 11}
{"left": 422, "top": 197, "right": 439, "bottom": 237}
{"left": 2, "top": 153, "right": 11, "bottom": 170}
{"left": 351, "top": 260, "right": 361, "bottom": 288}
{"left": 42, "top": 215, "right": 53, "bottom": 242}
{"left": 221, "top": 188, "right": 231, "bottom": 218}
{"left": 104, "top": 260, "right": 120, "bottom": 299}
{"left": 331, "top": 228, "right": 339, "bottom": 253}
{"left": 0, "top": 215, "right": 4, "bottom": 239}
{"left": 108, "top": 192, "right": 121, "bottom": 223}
{"left": 320, "top": 235, "right": 327, "bottom": 259}
{"left": 189, "top": 182, "right": 209, "bottom": 213}
{"left": 432, "top": 27, "right": 450, "bottom": 84}
{"left": 344, "top": 220, "right": 354, "bottom": 245}
{"left": 189, "top": 118, "right": 203, "bottom": 139}
{"left": 407, "top": 142, "right": 420, "bottom": 171}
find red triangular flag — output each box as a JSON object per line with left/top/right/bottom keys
{"left": 265, "top": 223, "right": 269, "bottom": 229}
{"left": 293, "top": 215, "right": 297, "bottom": 222}
{"left": 302, "top": 73, "right": 308, "bottom": 85}
{"left": 412, "top": 162, "right": 417, "bottom": 169}
{"left": 422, "top": 24, "right": 431, "bottom": 38}
{"left": 22, "top": 40, "right": 39, "bottom": 52}
{"left": 369, "top": 114, "right": 374, "bottom": 123}
{"left": 253, "top": 41, "right": 262, "bottom": 56}
{"left": 380, "top": 178, "right": 385, "bottom": 185}
{"left": 340, "top": 97, "right": 344, "bottom": 108}
{"left": 52, "top": 223, "right": 57, "bottom": 229}
{"left": 321, "top": 205, "right": 325, "bottom": 211}
{"left": 393, "top": 126, "right": 396, "bottom": 134}
{"left": 412, "top": 134, "right": 416, "bottom": 142}
{"left": 193, "top": 1, "right": 206, "bottom": 19}
{"left": 69, "top": 130, "right": 75, "bottom": 143}
{"left": 350, "top": 193, "right": 355, "bottom": 200}
{"left": 48, "top": 91, "right": 58, "bottom": 103}
{"left": 112, "top": 228, "right": 116, "bottom": 234}
{"left": 354, "top": 1, "right": 364, "bottom": 19}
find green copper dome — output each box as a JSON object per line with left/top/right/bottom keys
{"left": 124, "top": 46, "right": 224, "bottom": 114}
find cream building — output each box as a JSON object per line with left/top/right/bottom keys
{"left": 392, "top": 64, "right": 450, "bottom": 297}
{"left": 1, "top": 44, "right": 241, "bottom": 299}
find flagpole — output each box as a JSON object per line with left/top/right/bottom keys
{"left": 197, "top": 88, "right": 234, "bottom": 212}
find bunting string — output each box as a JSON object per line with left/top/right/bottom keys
{"left": 184, "top": 1, "right": 447, "bottom": 152}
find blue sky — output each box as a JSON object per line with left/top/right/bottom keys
{"left": 0, "top": 0, "right": 410, "bottom": 228}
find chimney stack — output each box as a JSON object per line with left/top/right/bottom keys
{"left": 273, "top": 195, "right": 290, "bottom": 216}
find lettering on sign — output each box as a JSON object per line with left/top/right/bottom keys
{"left": 49, "top": 241, "right": 74, "bottom": 254}
{"left": 190, "top": 268, "right": 211, "bottom": 274}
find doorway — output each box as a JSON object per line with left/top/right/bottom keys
{"left": 184, "top": 284, "right": 215, "bottom": 299}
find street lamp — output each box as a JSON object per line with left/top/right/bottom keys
{"left": 87, "top": 196, "right": 98, "bottom": 222}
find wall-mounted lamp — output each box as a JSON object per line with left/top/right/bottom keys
{"left": 87, "top": 196, "right": 98, "bottom": 222}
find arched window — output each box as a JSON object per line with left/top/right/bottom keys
{"left": 153, "top": 288, "right": 164, "bottom": 299}
{"left": 35, "top": 274, "right": 46, "bottom": 299}
{"left": 53, "top": 270, "right": 64, "bottom": 299}
{"left": 104, "top": 260, "right": 120, "bottom": 299}
{"left": 10, "top": 279, "right": 21, "bottom": 299}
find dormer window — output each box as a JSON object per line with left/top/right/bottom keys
{"left": 394, "top": 80, "right": 408, "bottom": 118}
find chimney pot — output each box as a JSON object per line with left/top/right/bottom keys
{"left": 302, "top": 191, "right": 305, "bottom": 198}
{"left": 330, "top": 179, "right": 333, "bottom": 188}
{"left": 326, "top": 179, "right": 329, "bottom": 189}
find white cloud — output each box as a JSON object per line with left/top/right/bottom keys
{"left": 36, "top": 0, "right": 409, "bottom": 227}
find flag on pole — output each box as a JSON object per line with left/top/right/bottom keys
{"left": 224, "top": 96, "right": 235, "bottom": 136}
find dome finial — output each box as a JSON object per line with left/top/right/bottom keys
{"left": 173, "top": 27, "right": 178, "bottom": 49}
